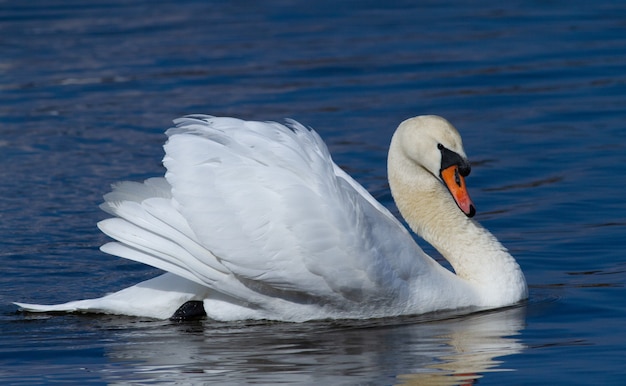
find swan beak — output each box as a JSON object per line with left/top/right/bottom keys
{"left": 441, "top": 165, "right": 476, "bottom": 217}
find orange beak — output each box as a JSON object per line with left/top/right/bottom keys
{"left": 440, "top": 165, "right": 476, "bottom": 217}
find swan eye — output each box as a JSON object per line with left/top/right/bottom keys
{"left": 438, "top": 144, "right": 471, "bottom": 177}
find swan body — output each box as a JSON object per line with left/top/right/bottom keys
{"left": 15, "top": 115, "right": 527, "bottom": 321}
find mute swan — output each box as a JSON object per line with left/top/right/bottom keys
{"left": 15, "top": 115, "right": 527, "bottom": 321}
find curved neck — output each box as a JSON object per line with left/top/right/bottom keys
{"left": 387, "top": 140, "right": 527, "bottom": 305}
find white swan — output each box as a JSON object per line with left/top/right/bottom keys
{"left": 15, "top": 115, "right": 527, "bottom": 321}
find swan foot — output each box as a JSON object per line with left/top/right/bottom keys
{"left": 170, "top": 300, "right": 207, "bottom": 321}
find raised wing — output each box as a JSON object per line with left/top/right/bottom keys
{"left": 161, "top": 116, "right": 430, "bottom": 306}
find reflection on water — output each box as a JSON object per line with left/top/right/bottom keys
{"left": 98, "top": 306, "right": 526, "bottom": 385}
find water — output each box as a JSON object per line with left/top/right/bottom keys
{"left": 1, "top": 0, "right": 625, "bottom": 384}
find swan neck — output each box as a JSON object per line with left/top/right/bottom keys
{"left": 387, "top": 139, "right": 527, "bottom": 303}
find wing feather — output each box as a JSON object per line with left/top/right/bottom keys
{"left": 163, "top": 116, "right": 428, "bottom": 305}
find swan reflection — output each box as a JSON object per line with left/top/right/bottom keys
{"left": 395, "top": 306, "right": 525, "bottom": 385}
{"left": 101, "top": 305, "right": 526, "bottom": 385}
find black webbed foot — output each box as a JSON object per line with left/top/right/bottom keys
{"left": 170, "top": 300, "right": 207, "bottom": 321}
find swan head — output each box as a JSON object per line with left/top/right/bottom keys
{"left": 391, "top": 115, "right": 476, "bottom": 217}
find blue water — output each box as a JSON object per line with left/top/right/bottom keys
{"left": 2, "top": 0, "right": 625, "bottom": 384}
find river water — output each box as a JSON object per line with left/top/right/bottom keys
{"left": 1, "top": 0, "right": 625, "bottom": 384}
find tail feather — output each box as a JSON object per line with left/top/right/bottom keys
{"left": 15, "top": 273, "right": 210, "bottom": 319}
